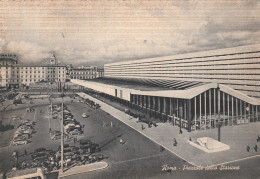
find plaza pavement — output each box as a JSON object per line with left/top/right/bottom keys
{"left": 77, "top": 92, "right": 260, "bottom": 167}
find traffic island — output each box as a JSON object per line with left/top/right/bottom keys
{"left": 58, "top": 161, "right": 109, "bottom": 178}
{"left": 188, "top": 137, "right": 230, "bottom": 153}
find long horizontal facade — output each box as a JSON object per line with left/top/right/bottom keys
{"left": 105, "top": 44, "right": 260, "bottom": 99}
{"left": 0, "top": 54, "right": 67, "bottom": 88}
{"left": 72, "top": 44, "right": 260, "bottom": 132}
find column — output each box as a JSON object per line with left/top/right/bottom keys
{"left": 223, "top": 92, "right": 225, "bottom": 116}
{"left": 240, "top": 100, "right": 242, "bottom": 122}
{"left": 177, "top": 98, "right": 179, "bottom": 118}
{"left": 184, "top": 99, "right": 187, "bottom": 120}
{"left": 143, "top": 95, "right": 146, "bottom": 113}
{"left": 227, "top": 94, "right": 229, "bottom": 126}
{"left": 153, "top": 96, "right": 156, "bottom": 116}
{"left": 170, "top": 98, "right": 172, "bottom": 116}
{"left": 236, "top": 98, "right": 238, "bottom": 123}
{"left": 187, "top": 99, "right": 192, "bottom": 132}
{"left": 163, "top": 97, "right": 167, "bottom": 114}
{"left": 214, "top": 88, "right": 216, "bottom": 115}
{"left": 256, "top": 106, "right": 258, "bottom": 121}
{"left": 148, "top": 96, "right": 151, "bottom": 115}
{"left": 194, "top": 96, "right": 197, "bottom": 131}
{"left": 218, "top": 90, "right": 220, "bottom": 124}
{"left": 204, "top": 91, "right": 207, "bottom": 130}
{"left": 244, "top": 102, "right": 246, "bottom": 123}
{"left": 158, "top": 97, "right": 161, "bottom": 113}
{"left": 199, "top": 94, "right": 202, "bottom": 130}
{"left": 209, "top": 89, "right": 212, "bottom": 129}
{"left": 231, "top": 96, "right": 234, "bottom": 126}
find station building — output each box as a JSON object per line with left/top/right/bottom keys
{"left": 71, "top": 44, "right": 260, "bottom": 131}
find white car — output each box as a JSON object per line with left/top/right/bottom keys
{"left": 12, "top": 116, "right": 22, "bottom": 121}
{"left": 82, "top": 113, "right": 88, "bottom": 118}
{"left": 12, "top": 139, "right": 28, "bottom": 146}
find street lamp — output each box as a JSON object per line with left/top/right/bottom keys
{"left": 60, "top": 83, "right": 65, "bottom": 173}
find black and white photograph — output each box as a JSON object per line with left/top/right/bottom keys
{"left": 0, "top": 0, "right": 260, "bottom": 178}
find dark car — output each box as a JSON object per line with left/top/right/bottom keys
{"left": 32, "top": 152, "right": 47, "bottom": 160}
{"left": 80, "top": 139, "right": 92, "bottom": 146}
{"left": 34, "top": 148, "right": 47, "bottom": 153}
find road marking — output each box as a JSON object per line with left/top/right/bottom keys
{"left": 112, "top": 153, "right": 166, "bottom": 165}
{"left": 210, "top": 154, "right": 260, "bottom": 167}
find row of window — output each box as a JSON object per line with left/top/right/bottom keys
{"left": 11, "top": 67, "right": 65, "bottom": 70}
{"left": 71, "top": 72, "right": 97, "bottom": 75}
{"left": 71, "top": 76, "right": 95, "bottom": 79}
{"left": 106, "top": 51, "right": 260, "bottom": 68}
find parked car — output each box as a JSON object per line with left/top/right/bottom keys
{"left": 12, "top": 139, "right": 28, "bottom": 146}
{"left": 51, "top": 131, "right": 61, "bottom": 140}
{"left": 82, "top": 113, "right": 89, "bottom": 118}
{"left": 34, "top": 148, "right": 47, "bottom": 154}
{"left": 80, "top": 139, "right": 92, "bottom": 146}
{"left": 12, "top": 116, "right": 22, "bottom": 121}
{"left": 26, "top": 108, "right": 35, "bottom": 112}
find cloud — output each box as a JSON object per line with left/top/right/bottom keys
{"left": 5, "top": 41, "right": 51, "bottom": 63}
{"left": 0, "top": 0, "right": 260, "bottom": 67}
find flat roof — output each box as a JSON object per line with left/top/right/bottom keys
{"left": 86, "top": 78, "right": 206, "bottom": 91}
{"left": 72, "top": 78, "right": 260, "bottom": 105}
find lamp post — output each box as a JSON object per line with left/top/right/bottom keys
{"left": 60, "top": 83, "right": 65, "bottom": 173}
{"left": 217, "top": 110, "right": 222, "bottom": 142}
{"left": 179, "top": 106, "right": 183, "bottom": 131}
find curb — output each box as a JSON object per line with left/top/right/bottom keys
{"left": 58, "top": 162, "right": 109, "bottom": 178}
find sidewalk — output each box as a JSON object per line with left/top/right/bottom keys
{"left": 58, "top": 162, "right": 108, "bottom": 178}
{"left": 77, "top": 92, "right": 260, "bottom": 167}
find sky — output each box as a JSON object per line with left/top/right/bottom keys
{"left": 0, "top": 0, "right": 260, "bottom": 67}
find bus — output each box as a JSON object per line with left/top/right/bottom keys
{"left": 6, "top": 168, "right": 46, "bottom": 179}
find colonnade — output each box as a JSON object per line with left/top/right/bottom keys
{"left": 130, "top": 88, "right": 260, "bottom": 132}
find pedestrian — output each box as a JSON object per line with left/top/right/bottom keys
{"left": 120, "top": 138, "right": 124, "bottom": 145}
{"left": 24, "top": 150, "right": 27, "bottom": 156}
{"left": 142, "top": 124, "right": 145, "bottom": 130}
{"left": 179, "top": 128, "right": 183, "bottom": 134}
{"left": 49, "top": 128, "right": 51, "bottom": 133}
{"left": 254, "top": 144, "right": 258, "bottom": 152}
{"left": 160, "top": 146, "right": 164, "bottom": 152}
{"left": 257, "top": 135, "right": 260, "bottom": 142}
{"left": 111, "top": 121, "right": 113, "bottom": 127}
{"left": 246, "top": 145, "right": 250, "bottom": 152}
{"left": 173, "top": 138, "right": 177, "bottom": 146}
{"left": 189, "top": 137, "right": 192, "bottom": 141}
